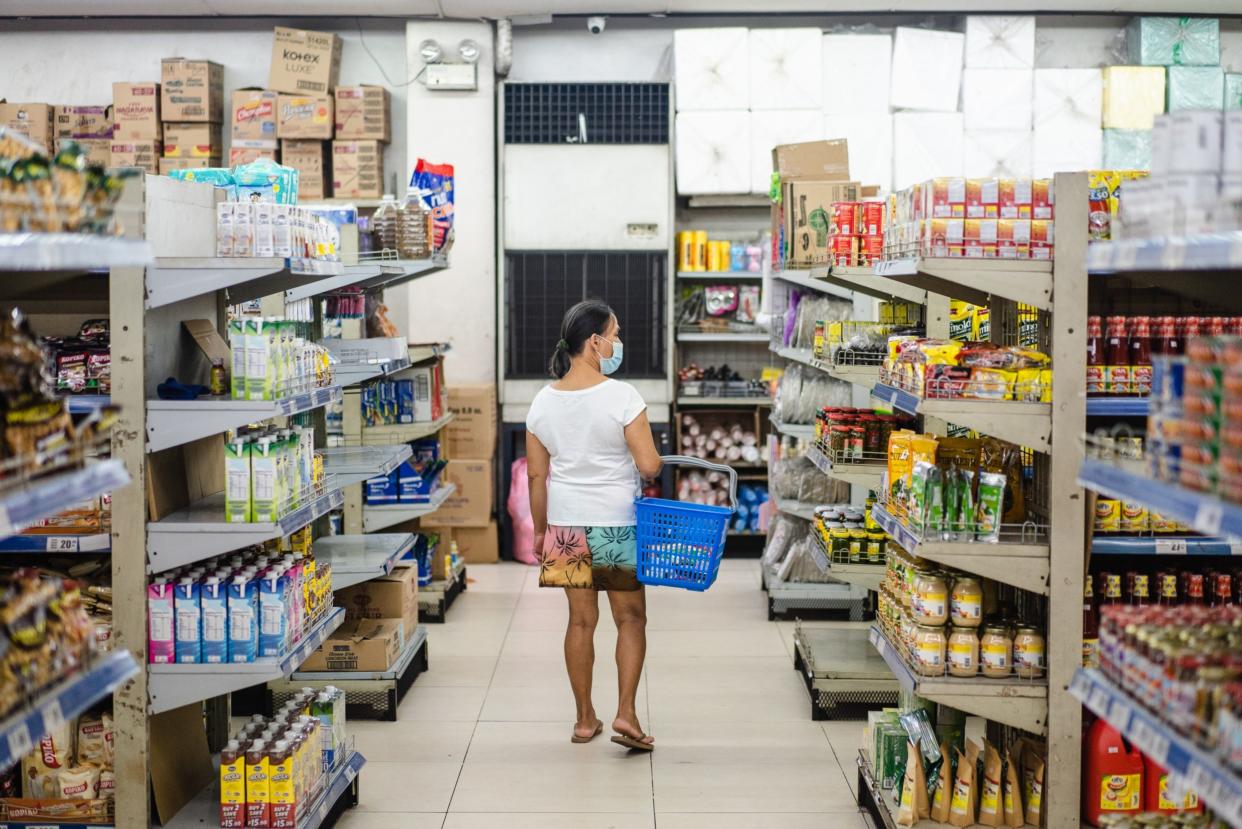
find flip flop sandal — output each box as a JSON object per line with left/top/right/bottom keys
{"left": 571, "top": 722, "right": 603, "bottom": 744}
{"left": 611, "top": 733, "right": 655, "bottom": 752}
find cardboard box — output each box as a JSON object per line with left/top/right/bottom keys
{"left": 160, "top": 58, "right": 224, "bottom": 122}
{"left": 112, "top": 83, "right": 162, "bottom": 140}
{"left": 276, "top": 94, "right": 333, "bottom": 139}
{"left": 445, "top": 522, "right": 500, "bottom": 564}
{"left": 771, "top": 139, "right": 851, "bottom": 183}
{"left": 298, "top": 618, "right": 403, "bottom": 672}
{"left": 57, "top": 138, "right": 110, "bottom": 167}
{"left": 444, "top": 384, "right": 497, "bottom": 459}
{"left": 782, "top": 180, "right": 862, "bottom": 267}
{"left": 110, "top": 140, "right": 162, "bottom": 173}
{"left": 0, "top": 103, "right": 54, "bottom": 153}
{"left": 231, "top": 88, "right": 278, "bottom": 142}
{"left": 269, "top": 27, "right": 342, "bottom": 95}
{"left": 335, "top": 85, "right": 391, "bottom": 141}
{"left": 53, "top": 105, "right": 111, "bottom": 140}
{"left": 159, "top": 156, "right": 220, "bottom": 174}
{"left": 335, "top": 565, "right": 419, "bottom": 633}
{"left": 281, "top": 139, "right": 329, "bottom": 199}
{"left": 332, "top": 140, "right": 384, "bottom": 199}
{"left": 422, "top": 459, "right": 493, "bottom": 527}
{"left": 163, "top": 122, "right": 222, "bottom": 158}
{"left": 229, "top": 141, "right": 278, "bottom": 166}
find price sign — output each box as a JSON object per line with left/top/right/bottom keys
{"left": 40, "top": 699, "right": 65, "bottom": 733}
{"left": 45, "top": 537, "right": 79, "bottom": 553}
{"left": 0, "top": 507, "right": 13, "bottom": 539}
{"left": 1193, "top": 501, "right": 1224, "bottom": 535}
{"left": 1087, "top": 685, "right": 1111, "bottom": 716}
{"left": 6, "top": 722, "right": 32, "bottom": 764}
{"left": 1155, "top": 539, "right": 1188, "bottom": 555}
{"left": 1128, "top": 717, "right": 1170, "bottom": 764}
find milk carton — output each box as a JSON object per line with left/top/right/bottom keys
{"left": 259, "top": 569, "right": 289, "bottom": 657}
{"left": 201, "top": 576, "right": 228, "bottom": 663}
{"left": 227, "top": 575, "right": 258, "bottom": 663}
{"left": 147, "top": 581, "right": 175, "bottom": 664}
{"left": 174, "top": 577, "right": 202, "bottom": 663}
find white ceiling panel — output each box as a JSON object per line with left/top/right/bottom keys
{"left": 1, "top": 0, "right": 441, "bottom": 15}
{"left": 664, "top": 0, "right": 1242, "bottom": 12}
{"left": 443, "top": 0, "right": 665, "bottom": 14}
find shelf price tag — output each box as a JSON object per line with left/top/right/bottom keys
{"left": 40, "top": 699, "right": 65, "bottom": 733}
{"left": 1192, "top": 501, "right": 1223, "bottom": 535}
{"left": 1154, "top": 539, "right": 1188, "bottom": 555}
{"left": 1086, "top": 684, "right": 1111, "bottom": 716}
{"left": 6, "top": 722, "right": 32, "bottom": 763}
{"left": 1128, "top": 717, "right": 1170, "bottom": 765}
{"left": 1107, "top": 698, "right": 1133, "bottom": 732}
{"left": 0, "top": 507, "right": 13, "bottom": 540}
{"left": 44, "top": 537, "right": 79, "bottom": 553}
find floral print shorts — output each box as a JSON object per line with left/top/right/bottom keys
{"left": 539, "top": 525, "right": 641, "bottom": 592}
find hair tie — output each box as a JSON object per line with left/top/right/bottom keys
{"left": 556, "top": 339, "right": 569, "bottom": 352}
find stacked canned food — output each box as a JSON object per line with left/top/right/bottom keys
{"left": 813, "top": 407, "right": 911, "bottom": 464}
{"left": 878, "top": 544, "right": 1045, "bottom": 681}
{"left": 1088, "top": 434, "right": 1191, "bottom": 534}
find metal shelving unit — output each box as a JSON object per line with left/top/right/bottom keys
{"left": 146, "top": 386, "right": 342, "bottom": 453}
{"left": 419, "top": 558, "right": 468, "bottom": 622}
{"left": 805, "top": 444, "right": 884, "bottom": 490}
{"left": 792, "top": 623, "right": 898, "bottom": 721}
{"left": 676, "top": 270, "right": 763, "bottom": 281}
{"left": 767, "top": 413, "right": 814, "bottom": 441}
{"left": 322, "top": 444, "right": 413, "bottom": 488}
{"left": 0, "top": 460, "right": 129, "bottom": 540}
{"left": 871, "top": 382, "right": 1052, "bottom": 451}
{"left": 318, "top": 532, "right": 417, "bottom": 591}
{"left": 362, "top": 482, "right": 457, "bottom": 533}
{"left": 675, "top": 330, "right": 769, "bottom": 343}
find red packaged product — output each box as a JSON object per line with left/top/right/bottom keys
{"left": 859, "top": 201, "right": 885, "bottom": 235}
{"left": 1032, "top": 178, "right": 1054, "bottom": 219}
{"left": 966, "top": 178, "right": 999, "bottom": 218}
{"left": 828, "top": 234, "right": 857, "bottom": 266}
{"left": 923, "top": 364, "right": 971, "bottom": 399}
{"left": 928, "top": 177, "right": 966, "bottom": 218}
{"left": 858, "top": 234, "right": 884, "bottom": 266}
{"left": 830, "top": 202, "right": 858, "bottom": 236}
{"left": 998, "top": 178, "right": 1032, "bottom": 219}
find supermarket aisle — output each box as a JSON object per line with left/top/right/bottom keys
{"left": 337, "top": 560, "right": 870, "bottom": 828}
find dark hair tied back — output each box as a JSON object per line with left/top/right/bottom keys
{"left": 549, "top": 299, "right": 614, "bottom": 379}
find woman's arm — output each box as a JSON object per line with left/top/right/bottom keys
{"left": 624, "top": 410, "right": 663, "bottom": 481}
{"left": 526, "top": 430, "right": 551, "bottom": 555}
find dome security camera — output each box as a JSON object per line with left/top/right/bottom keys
{"left": 588, "top": 16, "right": 607, "bottom": 34}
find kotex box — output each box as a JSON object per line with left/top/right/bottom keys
{"left": 1127, "top": 16, "right": 1220, "bottom": 66}
{"left": 1102, "top": 130, "right": 1152, "bottom": 171}
{"left": 1168, "top": 66, "right": 1225, "bottom": 112}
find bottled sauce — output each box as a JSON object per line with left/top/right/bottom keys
{"left": 1157, "top": 571, "right": 1180, "bottom": 606}
{"left": 397, "top": 191, "right": 432, "bottom": 260}
{"left": 1210, "top": 571, "right": 1233, "bottom": 606}
{"left": 1154, "top": 315, "right": 1183, "bottom": 357}
{"left": 1129, "top": 316, "right": 1152, "bottom": 396}
{"left": 1184, "top": 572, "right": 1206, "bottom": 606}
{"left": 913, "top": 625, "right": 946, "bottom": 676}
{"left": 1013, "top": 626, "right": 1046, "bottom": 679}
{"left": 950, "top": 575, "right": 983, "bottom": 628}
{"left": 948, "top": 626, "right": 979, "bottom": 677}
{"left": 211, "top": 358, "right": 228, "bottom": 396}
{"left": 980, "top": 625, "right": 1013, "bottom": 678}
{"left": 1083, "top": 574, "right": 1099, "bottom": 668}
{"left": 1128, "top": 572, "right": 1150, "bottom": 607}
{"left": 1100, "top": 572, "right": 1124, "bottom": 606}
{"left": 1086, "top": 315, "right": 1104, "bottom": 395}
{"left": 1105, "top": 315, "right": 1131, "bottom": 395}
{"left": 912, "top": 569, "right": 949, "bottom": 626}
{"left": 371, "top": 194, "right": 399, "bottom": 254}
{"left": 1083, "top": 718, "right": 1143, "bottom": 824}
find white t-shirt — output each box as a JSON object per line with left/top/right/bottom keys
{"left": 526, "top": 379, "right": 647, "bottom": 527}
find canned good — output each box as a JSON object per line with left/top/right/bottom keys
{"left": 1095, "top": 499, "right": 1121, "bottom": 533}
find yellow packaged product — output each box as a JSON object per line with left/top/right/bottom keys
{"left": 949, "top": 301, "right": 974, "bottom": 342}
{"left": 917, "top": 340, "right": 964, "bottom": 365}
{"left": 968, "top": 368, "right": 1015, "bottom": 400}
{"left": 1039, "top": 368, "right": 1052, "bottom": 402}
{"left": 1015, "top": 368, "right": 1043, "bottom": 402}
{"left": 972, "top": 306, "right": 991, "bottom": 342}
{"left": 887, "top": 430, "right": 916, "bottom": 507}
{"left": 888, "top": 335, "right": 919, "bottom": 366}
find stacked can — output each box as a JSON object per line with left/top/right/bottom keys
{"left": 827, "top": 201, "right": 885, "bottom": 267}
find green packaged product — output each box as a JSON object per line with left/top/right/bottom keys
{"left": 1168, "top": 66, "right": 1225, "bottom": 111}
{"left": 878, "top": 724, "right": 907, "bottom": 790}
{"left": 953, "top": 469, "right": 976, "bottom": 539}
{"left": 1127, "top": 17, "right": 1220, "bottom": 66}
{"left": 224, "top": 439, "right": 251, "bottom": 523}
{"left": 925, "top": 465, "right": 944, "bottom": 535}
{"left": 1226, "top": 73, "right": 1242, "bottom": 110}
{"left": 975, "top": 471, "right": 1006, "bottom": 542}
{"left": 910, "top": 461, "right": 934, "bottom": 530}
{"left": 1102, "top": 129, "right": 1152, "bottom": 171}
{"left": 228, "top": 319, "right": 246, "bottom": 400}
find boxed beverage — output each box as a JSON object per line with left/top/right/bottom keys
{"left": 110, "top": 140, "right": 163, "bottom": 173}
{"left": 159, "top": 156, "right": 220, "bottom": 174}
{"left": 229, "top": 142, "right": 279, "bottom": 166}
{"left": 163, "top": 122, "right": 223, "bottom": 158}
{"left": 281, "top": 140, "right": 329, "bottom": 200}
{"left": 447, "top": 522, "right": 500, "bottom": 564}
{"left": 160, "top": 58, "right": 224, "bottom": 122}
{"left": 0, "top": 103, "right": 54, "bottom": 153}
{"left": 57, "top": 138, "right": 110, "bottom": 167}
{"left": 276, "top": 94, "right": 333, "bottom": 139}
{"left": 332, "top": 140, "right": 384, "bottom": 199}
{"left": 112, "top": 82, "right": 162, "bottom": 140}
{"left": 335, "top": 565, "right": 418, "bottom": 633}
{"left": 444, "top": 384, "right": 498, "bottom": 459}
{"left": 269, "top": 27, "right": 342, "bottom": 95}
{"left": 53, "top": 105, "right": 111, "bottom": 140}
{"left": 423, "top": 459, "right": 494, "bottom": 527}
{"left": 335, "top": 85, "right": 391, "bottom": 141}
{"left": 299, "top": 618, "right": 404, "bottom": 672}
{"left": 231, "top": 88, "right": 278, "bottom": 141}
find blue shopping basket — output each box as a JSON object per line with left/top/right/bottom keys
{"left": 634, "top": 455, "right": 736, "bottom": 591}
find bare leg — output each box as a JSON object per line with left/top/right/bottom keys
{"left": 607, "top": 588, "right": 653, "bottom": 746}
{"left": 564, "top": 588, "right": 601, "bottom": 740}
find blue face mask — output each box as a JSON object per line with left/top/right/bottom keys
{"left": 597, "top": 337, "right": 623, "bottom": 375}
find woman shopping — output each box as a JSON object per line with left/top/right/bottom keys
{"left": 525, "top": 299, "right": 663, "bottom": 752}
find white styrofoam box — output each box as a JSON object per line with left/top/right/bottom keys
{"left": 893, "top": 112, "right": 965, "bottom": 190}
{"left": 1151, "top": 116, "right": 1172, "bottom": 176}
{"left": 506, "top": 144, "right": 672, "bottom": 248}
{"left": 963, "top": 130, "right": 1033, "bottom": 178}
{"left": 1164, "top": 173, "right": 1221, "bottom": 209}
{"left": 821, "top": 33, "right": 892, "bottom": 115}
{"left": 674, "top": 111, "right": 750, "bottom": 195}
{"left": 963, "top": 69, "right": 1033, "bottom": 130}
{"left": 890, "top": 27, "right": 965, "bottom": 113}
{"left": 964, "top": 16, "right": 1036, "bottom": 69}
{"left": 748, "top": 28, "right": 822, "bottom": 111}
{"left": 1033, "top": 69, "right": 1103, "bottom": 131}
{"left": 1169, "top": 111, "right": 1223, "bottom": 174}
{"left": 1033, "top": 125, "right": 1102, "bottom": 178}
{"left": 1225, "top": 112, "right": 1242, "bottom": 173}
{"left": 824, "top": 113, "right": 893, "bottom": 192}
{"left": 748, "top": 110, "right": 823, "bottom": 194}
{"left": 673, "top": 28, "right": 750, "bottom": 111}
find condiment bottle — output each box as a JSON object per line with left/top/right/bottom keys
{"left": 1086, "top": 315, "right": 1105, "bottom": 395}
{"left": 1128, "top": 316, "right": 1152, "bottom": 396}
{"left": 1185, "top": 572, "right": 1206, "bottom": 606}
{"left": 1083, "top": 574, "right": 1099, "bottom": 668}
{"left": 1128, "top": 572, "right": 1151, "bottom": 607}
{"left": 1105, "top": 316, "right": 1131, "bottom": 395}
{"left": 1157, "top": 571, "right": 1180, "bottom": 606}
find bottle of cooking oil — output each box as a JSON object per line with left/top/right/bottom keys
{"left": 397, "top": 190, "right": 431, "bottom": 260}
{"left": 371, "top": 194, "right": 399, "bottom": 254}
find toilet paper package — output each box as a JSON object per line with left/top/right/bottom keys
{"left": 824, "top": 113, "right": 893, "bottom": 191}
{"left": 674, "top": 28, "right": 750, "bottom": 111}
{"left": 749, "top": 29, "right": 822, "bottom": 111}
{"left": 1167, "top": 66, "right": 1225, "bottom": 112}
{"left": 675, "top": 111, "right": 750, "bottom": 194}
{"left": 1227, "top": 74, "right": 1242, "bottom": 110}
{"left": 1033, "top": 69, "right": 1103, "bottom": 178}
{"left": 821, "top": 34, "right": 891, "bottom": 115}
{"left": 963, "top": 130, "right": 1032, "bottom": 179}
{"left": 962, "top": 69, "right": 1033, "bottom": 131}
{"left": 1102, "top": 130, "right": 1153, "bottom": 171}
{"left": 1103, "top": 67, "right": 1166, "bottom": 129}
{"left": 1127, "top": 16, "right": 1220, "bottom": 66}
{"left": 1033, "top": 126, "right": 1102, "bottom": 179}
{"left": 890, "top": 27, "right": 964, "bottom": 113}
{"left": 893, "top": 112, "right": 964, "bottom": 190}
{"left": 964, "top": 16, "right": 1035, "bottom": 69}
{"left": 749, "top": 110, "right": 822, "bottom": 194}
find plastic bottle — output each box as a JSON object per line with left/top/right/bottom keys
{"left": 372, "top": 194, "right": 399, "bottom": 254}
{"left": 1082, "top": 718, "right": 1143, "bottom": 824}
{"left": 1129, "top": 316, "right": 1152, "bottom": 396}
{"left": 397, "top": 191, "right": 431, "bottom": 260}
{"left": 1105, "top": 316, "right": 1130, "bottom": 395}
{"left": 1143, "top": 754, "right": 1203, "bottom": 814}
{"left": 1086, "top": 316, "right": 1105, "bottom": 395}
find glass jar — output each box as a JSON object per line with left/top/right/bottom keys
{"left": 980, "top": 624, "right": 1013, "bottom": 678}
{"left": 848, "top": 529, "right": 867, "bottom": 563}
{"left": 950, "top": 575, "right": 984, "bottom": 628}
{"left": 829, "top": 528, "right": 850, "bottom": 563}
{"left": 1013, "top": 626, "right": 1046, "bottom": 679}
{"left": 914, "top": 625, "right": 947, "bottom": 676}
{"left": 948, "top": 626, "right": 980, "bottom": 677}
{"left": 829, "top": 425, "right": 849, "bottom": 459}
{"left": 866, "top": 531, "right": 885, "bottom": 564}
{"left": 912, "top": 569, "right": 949, "bottom": 626}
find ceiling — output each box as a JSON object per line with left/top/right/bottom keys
{"left": 5, "top": 0, "right": 1242, "bottom": 16}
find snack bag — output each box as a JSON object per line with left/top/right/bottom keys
{"left": 949, "top": 740, "right": 980, "bottom": 828}
{"left": 895, "top": 739, "right": 930, "bottom": 826}
{"left": 56, "top": 765, "right": 100, "bottom": 801}
{"left": 930, "top": 741, "right": 955, "bottom": 822}
{"left": 887, "top": 430, "right": 915, "bottom": 508}
{"left": 978, "top": 740, "right": 1004, "bottom": 826}
{"left": 1003, "top": 745, "right": 1024, "bottom": 828}
{"left": 22, "top": 724, "right": 72, "bottom": 799}
{"left": 77, "top": 711, "right": 111, "bottom": 766}
{"left": 411, "top": 158, "right": 454, "bottom": 252}
{"left": 1022, "top": 739, "right": 1046, "bottom": 826}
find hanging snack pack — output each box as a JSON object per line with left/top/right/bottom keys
{"left": 948, "top": 740, "right": 979, "bottom": 828}
{"left": 930, "top": 741, "right": 955, "bottom": 822}
{"left": 410, "top": 158, "right": 454, "bottom": 252}
{"left": 978, "top": 740, "right": 1004, "bottom": 827}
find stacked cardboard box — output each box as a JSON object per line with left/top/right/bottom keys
{"left": 158, "top": 59, "right": 224, "bottom": 175}
{"left": 0, "top": 103, "right": 55, "bottom": 155}
{"left": 111, "top": 82, "right": 162, "bottom": 173}
{"left": 771, "top": 140, "right": 861, "bottom": 268}
{"left": 426, "top": 384, "right": 499, "bottom": 564}
{"left": 52, "top": 106, "right": 112, "bottom": 166}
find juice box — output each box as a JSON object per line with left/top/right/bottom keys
{"left": 219, "top": 741, "right": 245, "bottom": 828}
{"left": 259, "top": 571, "right": 288, "bottom": 657}
{"left": 225, "top": 439, "right": 252, "bottom": 523}
{"left": 998, "top": 178, "right": 1033, "bottom": 219}
{"left": 147, "top": 581, "right": 175, "bottom": 664}
{"left": 269, "top": 739, "right": 296, "bottom": 828}
{"left": 251, "top": 438, "right": 278, "bottom": 523}
{"left": 174, "top": 577, "right": 202, "bottom": 663}
{"left": 227, "top": 576, "right": 258, "bottom": 663}
{"left": 966, "top": 178, "right": 1000, "bottom": 218}
{"left": 228, "top": 319, "right": 246, "bottom": 399}
{"left": 201, "top": 577, "right": 228, "bottom": 663}
{"left": 928, "top": 177, "right": 967, "bottom": 218}
{"left": 1032, "top": 178, "right": 1055, "bottom": 219}
{"left": 245, "top": 318, "right": 266, "bottom": 400}
{"left": 245, "top": 740, "right": 271, "bottom": 829}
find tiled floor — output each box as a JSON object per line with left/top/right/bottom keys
{"left": 337, "top": 560, "right": 869, "bottom": 828}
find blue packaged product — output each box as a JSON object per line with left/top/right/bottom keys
{"left": 232, "top": 158, "right": 299, "bottom": 205}
{"left": 259, "top": 571, "right": 289, "bottom": 657}
{"left": 411, "top": 438, "right": 440, "bottom": 466}
{"left": 364, "top": 470, "right": 399, "bottom": 504}
{"left": 174, "top": 578, "right": 202, "bottom": 664}
{"left": 397, "top": 379, "right": 415, "bottom": 424}
{"left": 410, "top": 159, "right": 454, "bottom": 251}
{"left": 169, "top": 167, "right": 238, "bottom": 200}
{"left": 200, "top": 577, "right": 228, "bottom": 664}
{"left": 399, "top": 459, "right": 445, "bottom": 503}
{"left": 227, "top": 576, "right": 258, "bottom": 663}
